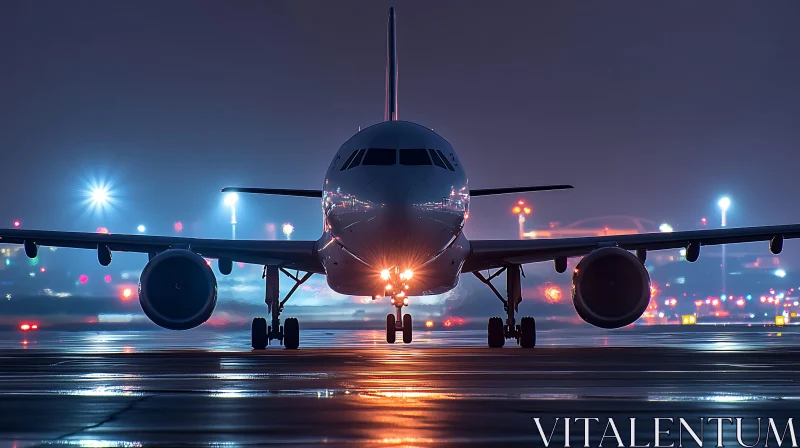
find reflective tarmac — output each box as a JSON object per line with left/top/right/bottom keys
{"left": 1, "top": 326, "right": 800, "bottom": 447}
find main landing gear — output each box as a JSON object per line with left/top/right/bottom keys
{"left": 386, "top": 301, "right": 412, "bottom": 344}
{"left": 474, "top": 264, "right": 536, "bottom": 348}
{"left": 252, "top": 265, "right": 312, "bottom": 350}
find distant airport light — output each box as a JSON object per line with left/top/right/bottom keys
{"left": 385, "top": 284, "right": 393, "bottom": 291}
{"left": 523, "top": 207, "right": 532, "bottom": 215}
{"left": 380, "top": 269, "right": 391, "bottom": 281}
{"left": 701, "top": 217, "right": 708, "bottom": 226}
{"left": 402, "top": 297, "right": 409, "bottom": 306}
{"left": 400, "top": 269, "right": 413, "bottom": 281}
{"left": 97, "top": 227, "right": 109, "bottom": 234}
{"left": 282, "top": 223, "right": 294, "bottom": 239}
{"left": 776, "top": 315, "right": 786, "bottom": 326}
{"left": 19, "top": 324, "right": 31, "bottom": 331}
{"left": 121, "top": 288, "right": 133, "bottom": 300}
{"left": 104, "top": 275, "right": 112, "bottom": 283}
{"left": 224, "top": 192, "right": 239, "bottom": 206}
{"left": 40, "top": 267, "right": 46, "bottom": 273}
{"left": 31, "top": 324, "right": 38, "bottom": 330}
{"left": 425, "top": 320, "right": 434, "bottom": 328}
{"left": 174, "top": 221, "right": 183, "bottom": 232}
{"left": 659, "top": 223, "right": 673, "bottom": 233}
{"left": 718, "top": 197, "right": 731, "bottom": 212}
{"left": 78, "top": 274, "right": 89, "bottom": 284}
{"left": 775, "top": 269, "right": 787, "bottom": 278}
{"left": 13, "top": 220, "right": 20, "bottom": 228}
{"left": 137, "top": 225, "right": 146, "bottom": 233}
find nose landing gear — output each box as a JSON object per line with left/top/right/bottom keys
{"left": 386, "top": 301, "right": 412, "bottom": 344}
{"left": 474, "top": 264, "right": 536, "bottom": 348}
{"left": 251, "top": 265, "right": 312, "bottom": 350}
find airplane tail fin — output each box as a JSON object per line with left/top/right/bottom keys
{"left": 385, "top": 7, "right": 398, "bottom": 121}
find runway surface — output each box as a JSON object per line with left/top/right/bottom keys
{"left": 1, "top": 326, "right": 800, "bottom": 447}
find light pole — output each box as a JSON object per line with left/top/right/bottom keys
{"left": 225, "top": 193, "right": 238, "bottom": 240}
{"left": 718, "top": 197, "right": 731, "bottom": 294}
{"left": 282, "top": 223, "right": 294, "bottom": 240}
{"left": 511, "top": 200, "right": 532, "bottom": 239}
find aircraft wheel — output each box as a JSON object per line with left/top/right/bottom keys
{"left": 252, "top": 317, "right": 267, "bottom": 350}
{"left": 386, "top": 314, "right": 396, "bottom": 344}
{"left": 488, "top": 317, "right": 504, "bottom": 348}
{"left": 402, "top": 314, "right": 412, "bottom": 344}
{"left": 519, "top": 316, "right": 536, "bottom": 348}
{"left": 284, "top": 317, "right": 300, "bottom": 350}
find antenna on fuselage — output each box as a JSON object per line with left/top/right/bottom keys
{"left": 385, "top": 7, "right": 398, "bottom": 121}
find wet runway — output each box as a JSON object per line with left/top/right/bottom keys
{"left": 2, "top": 326, "right": 800, "bottom": 447}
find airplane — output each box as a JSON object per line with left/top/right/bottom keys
{"left": 2, "top": 7, "right": 800, "bottom": 350}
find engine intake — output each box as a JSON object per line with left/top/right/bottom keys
{"left": 572, "top": 247, "right": 651, "bottom": 329}
{"left": 138, "top": 249, "right": 218, "bottom": 330}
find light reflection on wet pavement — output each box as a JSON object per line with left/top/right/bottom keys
{"left": 1, "top": 326, "right": 799, "bottom": 447}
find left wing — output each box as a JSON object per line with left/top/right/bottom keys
{"left": 0, "top": 229, "right": 323, "bottom": 273}
{"left": 463, "top": 224, "right": 800, "bottom": 273}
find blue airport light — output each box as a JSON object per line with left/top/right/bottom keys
{"left": 137, "top": 225, "right": 146, "bottom": 233}
{"left": 746, "top": 294, "right": 752, "bottom": 300}
{"left": 775, "top": 269, "right": 787, "bottom": 278}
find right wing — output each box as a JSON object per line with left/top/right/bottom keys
{"left": 463, "top": 224, "right": 800, "bottom": 273}
{"left": 0, "top": 228, "right": 324, "bottom": 273}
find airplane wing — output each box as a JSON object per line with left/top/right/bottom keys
{"left": 0, "top": 229, "right": 324, "bottom": 273}
{"left": 463, "top": 224, "right": 800, "bottom": 273}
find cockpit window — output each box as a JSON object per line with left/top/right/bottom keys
{"left": 399, "top": 148, "right": 432, "bottom": 165}
{"left": 363, "top": 148, "right": 396, "bottom": 165}
{"left": 339, "top": 150, "right": 359, "bottom": 171}
{"left": 428, "top": 149, "right": 447, "bottom": 169}
{"left": 435, "top": 149, "right": 456, "bottom": 171}
{"left": 347, "top": 149, "right": 366, "bottom": 169}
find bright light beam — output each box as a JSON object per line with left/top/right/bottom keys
{"left": 81, "top": 177, "right": 118, "bottom": 216}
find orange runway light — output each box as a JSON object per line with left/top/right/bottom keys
{"left": 425, "top": 320, "right": 434, "bottom": 328}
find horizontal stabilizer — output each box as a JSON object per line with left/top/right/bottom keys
{"left": 221, "top": 187, "right": 322, "bottom": 198}
{"left": 470, "top": 185, "right": 574, "bottom": 197}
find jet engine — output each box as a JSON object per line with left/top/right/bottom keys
{"left": 571, "top": 247, "right": 651, "bottom": 329}
{"left": 138, "top": 249, "right": 218, "bottom": 330}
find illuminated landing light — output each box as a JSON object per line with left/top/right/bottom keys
{"left": 425, "top": 320, "right": 434, "bottom": 328}
{"left": 659, "top": 223, "right": 673, "bottom": 233}
{"left": 718, "top": 197, "right": 731, "bottom": 212}
{"left": 380, "top": 269, "right": 391, "bottom": 281}
{"left": 282, "top": 223, "right": 294, "bottom": 239}
{"left": 20, "top": 324, "right": 30, "bottom": 331}
{"left": 400, "top": 269, "right": 413, "bottom": 281}
{"left": 122, "top": 288, "right": 133, "bottom": 300}
{"left": 224, "top": 192, "right": 239, "bottom": 206}
{"left": 137, "top": 225, "right": 146, "bottom": 233}
{"left": 775, "top": 269, "right": 787, "bottom": 278}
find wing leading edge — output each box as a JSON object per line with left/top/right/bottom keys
{"left": 463, "top": 224, "right": 800, "bottom": 273}
{"left": 0, "top": 229, "right": 324, "bottom": 273}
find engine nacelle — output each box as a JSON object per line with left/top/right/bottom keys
{"left": 138, "top": 249, "right": 218, "bottom": 330}
{"left": 572, "top": 247, "right": 651, "bottom": 329}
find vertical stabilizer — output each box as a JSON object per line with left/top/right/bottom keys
{"left": 385, "top": 7, "right": 398, "bottom": 121}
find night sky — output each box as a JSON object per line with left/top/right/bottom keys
{"left": 1, "top": 1, "right": 800, "bottom": 323}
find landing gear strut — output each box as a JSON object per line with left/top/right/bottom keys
{"left": 386, "top": 301, "right": 412, "bottom": 344}
{"left": 473, "top": 264, "right": 536, "bottom": 348}
{"left": 251, "top": 265, "right": 312, "bottom": 350}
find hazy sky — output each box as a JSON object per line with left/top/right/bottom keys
{"left": 1, "top": 0, "right": 799, "bottom": 241}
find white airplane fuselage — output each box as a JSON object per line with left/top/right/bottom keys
{"left": 318, "top": 120, "right": 470, "bottom": 297}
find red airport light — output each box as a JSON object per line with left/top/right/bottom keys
{"left": 174, "top": 221, "right": 184, "bottom": 232}
{"left": 13, "top": 220, "right": 20, "bottom": 228}
{"left": 78, "top": 274, "right": 89, "bottom": 284}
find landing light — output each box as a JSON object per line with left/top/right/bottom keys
{"left": 400, "top": 269, "right": 413, "bottom": 281}
{"left": 380, "top": 269, "right": 391, "bottom": 281}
